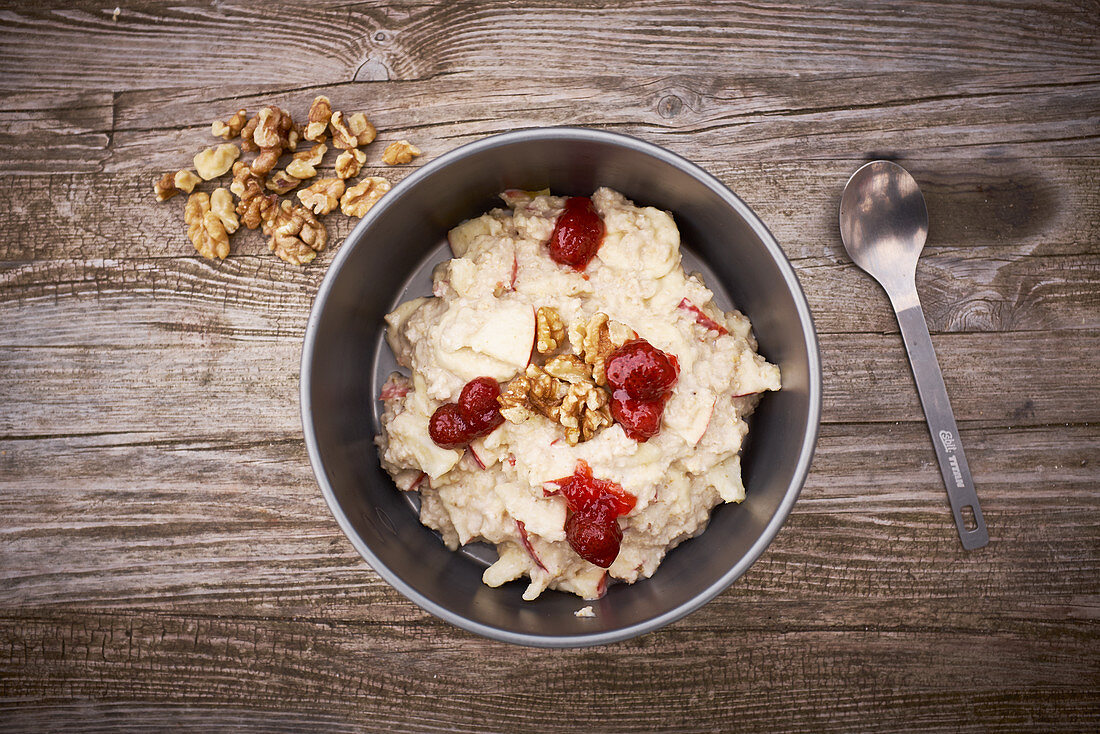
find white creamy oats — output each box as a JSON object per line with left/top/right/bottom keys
{"left": 377, "top": 188, "right": 780, "bottom": 600}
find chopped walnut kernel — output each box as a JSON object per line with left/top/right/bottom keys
{"left": 231, "top": 162, "right": 278, "bottom": 231}
{"left": 498, "top": 364, "right": 610, "bottom": 445}
{"left": 381, "top": 139, "right": 422, "bottom": 165}
{"left": 193, "top": 143, "right": 240, "bottom": 180}
{"left": 250, "top": 147, "right": 281, "bottom": 176}
{"left": 267, "top": 199, "right": 327, "bottom": 266}
{"left": 346, "top": 112, "right": 377, "bottom": 146}
{"left": 305, "top": 96, "right": 332, "bottom": 142}
{"left": 570, "top": 312, "right": 635, "bottom": 386}
{"left": 334, "top": 147, "right": 366, "bottom": 179}
{"left": 543, "top": 354, "right": 592, "bottom": 384}
{"left": 174, "top": 170, "right": 201, "bottom": 194}
{"left": 266, "top": 169, "right": 301, "bottom": 194}
{"left": 340, "top": 176, "right": 392, "bottom": 217}
{"left": 209, "top": 187, "right": 239, "bottom": 234}
{"left": 249, "top": 106, "right": 295, "bottom": 174}
{"left": 328, "top": 111, "right": 359, "bottom": 150}
{"left": 285, "top": 143, "right": 326, "bottom": 179}
{"left": 297, "top": 178, "right": 345, "bottom": 215}
{"left": 212, "top": 109, "right": 247, "bottom": 140}
{"left": 536, "top": 306, "right": 566, "bottom": 354}
{"left": 184, "top": 192, "right": 230, "bottom": 260}
{"left": 153, "top": 172, "right": 178, "bottom": 202}
{"left": 555, "top": 381, "right": 612, "bottom": 445}
{"left": 239, "top": 113, "right": 259, "bottom": 152}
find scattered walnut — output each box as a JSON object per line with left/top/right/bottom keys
{"left": 297, "top": 178, "right": 345, "bottom": 215}
{"left": 212, "top": 109, "right": 247, "bottom": 140}
{"left": 328, "top": 111, "right": 358, "bottom": 150}
{"left": 209, "top": 187, "right": 239, "bottom": 234}
{"left": 153, "top": 172, "right": 178, "bottom": 202}
{"left": 266, "top": 169, "right": 301, "bottom": 194}
{"left": 231, "top": 162, "right": 279, "bottom": 231}
{"left": 536, "top": 306, "right": 567, "bottom": 354}
{"left": 174, "top": 170, "right": 202, "bottom": 194}
{"left": 239, "top": 113, "right": 259, "bottom": 152}
{"left": 334, "top": 147, "right": 366, "bottom": 179}
{"left": 250, "top": 147, "right": 281, "bottom": 176}
{"left": 340, "top": 176, "right": 392, "bottom": 217}
{"left": 570, "top": 312, "right": 634, "bottom": 386}
{"left": 154, "top": 169, "right": 204, "bottom": 202}
{"left": 184, "top": 192, "right": 230, "bottom": 260}
{"left": 193, "top": 143, "right": 240, "bottom": 180}
{"left": 346, "top": 112, "right": 377, "bottom": 146}
{"left": 285, "top": 143, "right": 326, "bottom": 179}
{"left": 381, "top": 139, "right": 422, "bottom": 165}
{"left": 248, "top": 106, "right": 295, "bottom": 174}
{"left": 267, "top": 199, "right": 328, "bottom": 265}
{"left": 305, "top": 96, "right": 332, "bottom": 142}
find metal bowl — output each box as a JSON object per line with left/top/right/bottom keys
{"left": 301, "top": 128, "right": 821, "bottom": 647}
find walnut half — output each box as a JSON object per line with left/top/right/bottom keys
{"left": 536, "top": 306, "right": 566, "bottom": 354}
{"left": 381, "top": 139, "right": 421, "bottom": 165}
{"left": 340, "top": 176, "right": 391, "bottom": 217}
{"left": 570, "top": 312, "right": 635, "bottom": 386}
{"left": 267, "top": 199, "right": 327, "bottom": 266}
{"left": 297, "top": 178, "right": 345, "bottom": 215}
{"left": 498, "top": 363, "right": 611, "bottom": 445}
{"left": 184, "top": 192, "right": 230, "bottom": 260}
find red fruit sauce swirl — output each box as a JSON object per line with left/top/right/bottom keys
{"left": 548, "top": 197, "right": 605, "bottom": 270}
{"left": 428, "top": 376, "right": 505, "bottom": 449}
{"left": 549, "top": 460, "right": 636, "bottom": 568}
{"left": 605, "top": 338, "right": 679, "bottom": 441}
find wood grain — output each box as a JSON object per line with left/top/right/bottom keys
{"left": 1, "top": 0, "right": 1098, "bottom": 731}
{"left": 0, "top": 0, "right": 1097, "bottom": 92}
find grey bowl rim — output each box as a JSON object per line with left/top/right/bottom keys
{"left": 300, "top": 126, "right": 822, "bottom": 647}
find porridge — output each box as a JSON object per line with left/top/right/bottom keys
{"left": 377, "top": 187, "right": 780, "bottom": 600}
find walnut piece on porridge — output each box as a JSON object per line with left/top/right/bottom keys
{"left": 570, "top": 312, "right": 635, "bottom": 386}
{"left": 297, "top": 177, "right": 345, "bottom": 215}
{"left": 535, "top": 306, "right": 566, "bottom": 355}
{"left": 381, "top": 139, "right": 421, "bottom": 165}
{"left": 184, "top": 192, "right": 230, "bottom": 260}
{"left": 340, "top": 176, "right": 392, "bottom": 217}
{"left": 212, "top": 108, "right": 248, "bottom": 140}
{"left": 304, "top": 95, "right": 332, "bottom": 142}
{"left": 267, "top": 199, "right": 327, "bottom": 266}
{"left": 334, "top": 147, "right": 366, "bottom": 179}
{"left": 193, "top": 143, "right": 240, "bottom": 180}
{"left": 498, "top": 363, "right": 610, "bottom": 446}
{"left": 209, "top": 187, "right": 239, "bottom": 234}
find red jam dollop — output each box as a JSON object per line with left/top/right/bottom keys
{"left": 550, "top": 460, "right": 636, "bottom": 567}
{"left": 428, "top": 376, "right": 505, "bottom": 449}
{"left": 605, "top": 339, "right": 679, "bottom": 441}
{"left": 548, "top": 197, "right": 604, "bottom": 270}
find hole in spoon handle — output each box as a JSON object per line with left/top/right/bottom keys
{"left": 894, "top": 303, "right": 989, "bottom": 550}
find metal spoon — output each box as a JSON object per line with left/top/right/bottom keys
{"left": 839, "top": 160, "right": 988, "bottom": 550}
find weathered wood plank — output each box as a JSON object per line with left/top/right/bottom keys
{"left": 0, "top": 90, "right": 113, "bottom": 172}
{"left": 1, "top": 423, "right": 1097, "bottom": 629}
{"left": 99, "top": 71, "right": 1100, "bottom": 172}
{"left": 0, "top": 0, "right": 1097, "bottom": 92}
{"left": 1, "top": 608, "right": 1097, "bottom": 733}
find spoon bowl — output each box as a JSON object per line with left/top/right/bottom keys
{"left": 840, "top": 160, "right": 929, "bottom": 295}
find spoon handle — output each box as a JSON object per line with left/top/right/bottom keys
{"left": 893, "top": 299, "right": 989, "bottom": 550}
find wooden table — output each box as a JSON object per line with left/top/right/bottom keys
{"left": 2, "top": 2, "right": 1098, "bottom": 731}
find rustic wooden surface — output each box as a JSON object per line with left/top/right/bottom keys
{"left": 2, "top": 1, "right": 1099, "bottom": 731}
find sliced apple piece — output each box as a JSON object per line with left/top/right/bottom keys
{"left": 386, "top": 409, "right": 462, "bottom": 479}
{"left": 678, "top": 298, "right": 729, "bottom": 336}
{"left": 705, "top": 454, "right": 745, "bottom": 503}
{"left": 664, "top": 389, "right": 716, "bottom": 446}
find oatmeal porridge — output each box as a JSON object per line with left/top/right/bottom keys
{"left": 376, "top": 187, "right": 780, "bottom": 600}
